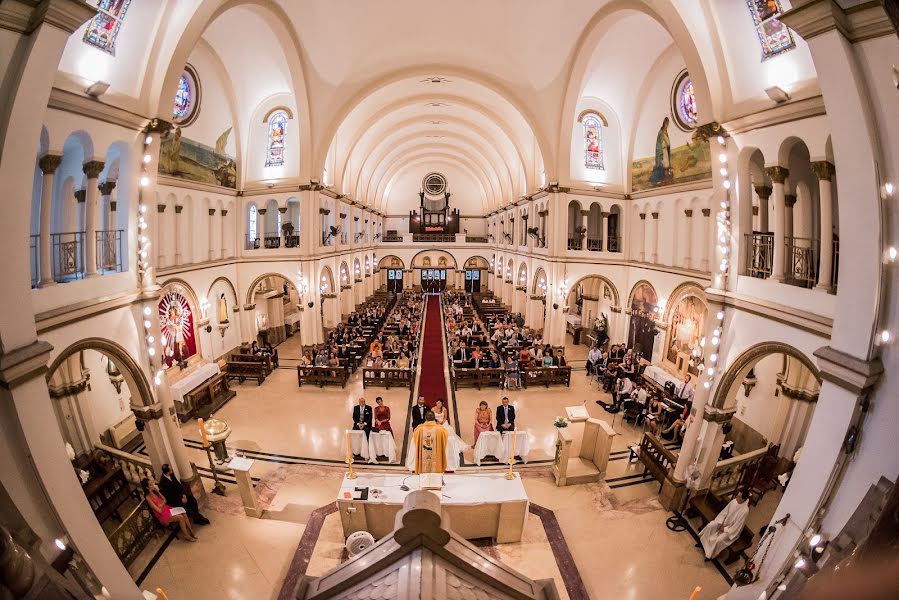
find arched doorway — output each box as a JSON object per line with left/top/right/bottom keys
{"left": 462, "top": 256, "right": 489, "bottom": 293}
{"left": 247, "top": 273, "right": 301, "bottom": 346}
{"left": 378, "top": 255, "right": 404, "bottom": 293}
{"left": 567, "top": 275, "right": 619, "bottom": 348}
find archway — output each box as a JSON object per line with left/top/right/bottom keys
{"left": 566, "top": 275, "right": 619, "bottom": 348}
{"left": 660, "top": 282, "right": 707, "bottom": 377}
{"left": 378, "top": 255, "right": 405, "bottom": 293}
{"left": 248, "top": 274, "right": 301, "bottom": 346}
{"left": 463, "top": 255, "right": 489, "bottom": 293}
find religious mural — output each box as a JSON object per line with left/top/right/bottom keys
{"left": 631, "top": 118, "right": 712, "bottom": 192}
{"left": 159, "top": 126, "right": 237, "bottom": 189}
{"left": 664, "top": 295, "right": 707, "bottom": 376}
{"left": 158, "top": 287, "right": 197, "bottom": 368}
{"left": 627, "top": 283, "right": 658, "bottom": 360}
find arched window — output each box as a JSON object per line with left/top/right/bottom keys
{"left": 746, "top": 0, "right": 796, "bottom": 59}
{"left": 671, "top": 71, "right": 698, "bottom": 131}
{"left": 583, "top": 114, "right": 604, "bottom": 170}
{"left": 265, "top": 110, "right": 289, "bottom": 167}
{"left": 248, "top": 205, "right": 257, "bottom": 240}
{"left": 83, "top": 0, "right": 132, "bottom": 54}
{"left": 172, "top": 66, "right": 200, "bottom": 126}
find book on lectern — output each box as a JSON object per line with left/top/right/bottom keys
{"left": 420, "top": 473, "right": 443, "bottom": 490}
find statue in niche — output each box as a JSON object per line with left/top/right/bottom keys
{"left": 650, "top": 117, "right": 673, "bottom": 186}
{"left": 218, "top": 293, "right": 229, "bottom": 324}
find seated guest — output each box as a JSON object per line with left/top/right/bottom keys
{"left": 373, "top": 396, "right": 392, "bottom": 435}
{"left": 542, "top": 351, "right": 554, "bottom": 368}
{"left": 299, "top": 350, "right": 313, "bottom": 366}
{"left": 158, "top": 464, "right": 209, "bottom": 525}
{"left": 432, "top": 399, "right": 449, "bottom": 425}
{"left": 518, "top": 346, "right": 532, "bottom": 367}
{"left": 486, "top": 351, "right": 501, "bottom": 369}
{"left": 141, "top": 478, "right": 197, "bottom": 542}
{"left": 370, "top": 337, "right": 383, "bottom": 356}
{"left": 553, "top": 350, "right": 567, "bottom": 367}
{"left": 496, "top": 396, "right": 515, "bottom": 432}
{"left": 645, "top": 395, "right": 664, "bottom": 435}
{"left": 314, "top": 351, "right": 328, "bottom": 367}
{"left": 352, "top": 396, "right": 373, "bottom": 438}
{"left": 411, "top": 396, "right": 428, "bottom": 430}
{"left": 662, "top": 405, "right": 693, "bottom": 443}
{"left": 614, "top": 375, "right": 634, "bottom": 407}
{"left": 473, "top": 401, "right": 494, "bottom": 444}
{"left": 396, "top": 351, "right": 411, "bottom": 369}
{"left": 453, "top": 344, "right": 470, "bottom": 364}
{"left": 504, "top": 356, "right": 521, "bottom": 388}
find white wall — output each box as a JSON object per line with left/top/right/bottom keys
{"left": 384, "top": 163, "right": 485, "bottom": 215}
{"left": 181, "top": 44, "right": 237, "bottom": 157}
{"left": 82, "top": 349, "right": 132, "bottom": 436}
{"left": 631, "top": 52, "right": 694, "bottom": 161}
{"left": 734, "top": 352, "right": 782, "bottom": 440}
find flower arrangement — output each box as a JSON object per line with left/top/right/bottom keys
{"left": 553, "top": 416, "right": 569, "bottom": 428}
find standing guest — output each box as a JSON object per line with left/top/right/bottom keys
{"left": 411, "top": 395, "right": 428, "bottom": 430}
{"left": 373, "top": 396, "right": 392, "bottom": 435}
{"left": 496, "top": 396, "right": 516, "bottom": 432}
{"left": 675, "top": 374, "right": 695, "bottom": 404}
{"left": 141, "top": 478, "right": 197, "bottom": 542}
{"left": 352, "top": 397, "right": 373, "bottom": 438}
{"left": 473, "top": 401, "right": 494, "bottom": 444}
{"left": 158, "top": 464, "right": 209, "bottom": 525}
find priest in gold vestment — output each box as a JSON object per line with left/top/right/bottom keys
{"left": 411, "top": 412, "right": 448, "bottom": 473}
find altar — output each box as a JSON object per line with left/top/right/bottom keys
{"left": 336, "top": 473, "right": 528, "bottom": 543}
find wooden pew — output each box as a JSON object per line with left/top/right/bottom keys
{"left": 296, "top": 365, "right": 349, "bottom": 388}
{"left": 362, "top": 367, "right": 414, "bottom": 389}
{"left": 687, "top": 491, "right": 755, "bottom": 564}
{"left": 225, "top": 360, "right": 267, "bottom": 385}
{"left": 521, "top": 366, "right": 571, "bottom": 388}
{"left": 452, "top": 368, "right": 506, "bottom": 390}
{"left": 228, "top": 352, "right": 272, "bottom": 376}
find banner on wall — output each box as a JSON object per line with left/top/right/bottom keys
{"left": 159, "top": 287, "right": 197, "bottom": 367}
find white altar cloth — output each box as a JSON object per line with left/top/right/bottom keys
{"left": 337, "top": 473, "right": 527, "bottom": 506}
{"left": 474, "top": 431, "right": 505, "bottom": 465}
{"left": 346, "top": 430, "right": 370, "bottom": 460}
{"left": 502, "top": 431, "right": 530, "bottom": 463}
{"left": 368, "top": 431, "right": 397, "bottom": 463}
{"left": 644, "top": 365, "right": 680, "bottom": 389}
{"left": 284, "top": 311, "right": 302, "bottom": 326}
{"left": 170, "top": 363, "right": 220, "bottom": 406}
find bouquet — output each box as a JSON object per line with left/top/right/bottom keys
{"left": 553, "top": 416, "right": 569, "bottom": 428}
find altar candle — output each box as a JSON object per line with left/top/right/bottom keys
{"left": 345, "top": 430, "right": 351, "bottom": 463}
{"left": 511, "top": 430, "right": 516, "bottom": 458}
{"left": 198, "top": 418, "right": 209, "bottom": 447}
{"left": 156, "top": 589, "right": 171, "bottom": 600}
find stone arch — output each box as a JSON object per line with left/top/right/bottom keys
{"left": 378, "top": 255, "right": 404, "bottom": 269}
{"left": 568, "top": 274, "right": 620, "bottom": 308}
{"left": 532, "top": 267, "right": 548, "bottom": 295}
{"left": 516, "top": 262, "right": 528, "bottom": 288}
{"left": 47, "top": 338, "right": 154, "bottom": 408}
{"left": 712, "top": 342, "right": 821, "bottom": 410}
{"left": 410, "top": 249, "right": 458, "bottom": 269}
{"left": 353, "top": 257, "right": 362, "bottom": 279}
{"left": 661, "top": 281, "right": 706, "bottom": 324}
{"left": 463, "top": 255, "right": 490, "bottom": 269}
{"left": 243, "top": 271, "right": 294, "bottom": 305}
{"left": 205, "top": 276, "right": 238, "bottom": 306}
{"left": 339, "top": 260, "right": 351, "bottom": 286}
{"left": 626, "top": 279, "right": 658, "bottom": 308}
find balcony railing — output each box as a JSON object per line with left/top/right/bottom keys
{"left": 30, "top": 234, "right": 39, "bottom": 288}
{"left": 413, "top": 233, "right": 455, "bottom": 243}
{"left": 466, "top": 235, "right": 488, "bottom": 243}
{"left": 382, "top": 233, "right": 402, "bottom": 242}
{"left": 586, "top": 237, "right": 602, "bottom": 251}
{"left": 264, "top": 231, "right": 281, "bottom": 249}
{"left": 321, "top": 233, "right": 334, "bottom": 246}
{"left": 745, "top": 233, "right": 774, "bottom": 279}
{"left": 51, "top": 231, "right": 85, "bottom": 282}
{"left": 606, "top": 235, "right": 621, "bottom": 253}
{"left": 285, "top": 235, "right": 300, "bottom": 248}
{"left": 785, "top": 236, "right": 819, "bottom": 289}
{"left": 96, "top": 229, "right": 123, "bottom": 273}
{"left": 567, "top": 237, "right": 583, "bottom": 250}
{"left": 245, "top": 235, "right": 260, "bottom": 250}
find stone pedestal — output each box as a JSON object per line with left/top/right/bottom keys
{"left": 228, "top": 457, "right": 262, "bottom": 518}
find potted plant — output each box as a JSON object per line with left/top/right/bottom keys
{"left": 553, "top": 416, "right": 569, "bottom": 428}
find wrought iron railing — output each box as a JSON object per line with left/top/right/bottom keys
{"left": 245, "top": 235, "right": 260, "bottom": 250}
{"left": 413, "top": 233, "right": 455, "bottom": 243}
{"left": 606, "top": 235, "right": 621, "bottom": 252}
{"left": 567, "top": 237, "right": 583, "bottom": 250}
{"left": 785, "top": 236, "right": 819, "bottom": 289}
{"left": 285, "top": 235, "right": 300, "bottom": 248}
{"left": 321, "top": 233, "right": 334, "bottom": 246}
{"left": 30, "top": 234, "right": 39, "bottom": 288}
{"left": 745, "top": 233, "right": 774, "bottom": 279}
{"left": 51, "top": 231, "right": 85, "bottom": 282}
{"left": 382, "top": 233, "right": 402, "bottom": 242}
{"left": 340, "top": 233, "right": 349, "bottom": 244}
{"left": 264, "top": 231, "right": 281, "bottom": 249}
{"left": 96, "top": 229, "right": 123, "bottom": 273}
{"left": 586, "top": 237, "right": 602, "bottom": 251}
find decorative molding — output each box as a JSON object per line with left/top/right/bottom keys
{"left": 784, "top": 194, "right": 797, "bottom": 208}
{"left": 131, "top": 404, "right": 165, "bottom": 421}
{"left": 0, "top": 340, "right": 53, "bottom": 390}
{"left": 74, "top": 189, "right": 85, "bottom": 203}
{"left": 38, "top": 153, "right": 62, "bottom": 174}
{"left": 221, "top": 209, "right": 228, "bottom": 217}
{"left": 98, "top": 180, "right": 116, "bottom": 195}
{"left": 779, "top": 0, "right": 894, "bottom": 44}
{"left": 157, "top": 204, "right": 167, "bottom": 213}
{"left": 629, "top": 178, "right": 713, "bottom": 199}
{"left": 243, "top": 303, "right": 256, "bottom": 311}
{"left": 257, "top": 208, "right": 266, "bottom": 215}
{"left": 16, "top": 0, "right": 98, "bottom": 36}
{"left": 48, "top": 87, "right": 148, "bottom": 132}
{"left": 47, "top": 378, "right": 88, "bottom": 399}
{"left": 702, "top": 406, "right": 736, "bottom": 424}
{"left": 156, "top": 174, "right": 238, "bottom": 196}
{"left": 811, "top": 161, "right": 836, "bottom": 181}
{"left": 722, "top": 95, "right": 827, "bottom": 136}
{"left": 651, "top": 212, "right": 659, "bottom": 219}
{"left": 82, "top": 160, "right": 104, "bottom": 179}
{"left": 766, "top": 166, "right": 789, "bottom": 184}
{"left": 639, "top": 213, "right": 646, "bottom": 220}
{"left": 813, "top": 346, "right": 884, "bottom": 395}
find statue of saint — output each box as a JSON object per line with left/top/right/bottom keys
{"left": 218, "top": 293, "right": 229, "bottom": 324}
{"left": 411, "top": 412, "right": 448, "bottom": 474}
{"left": 650, "top": 117, "right": 673, "bottom": 186}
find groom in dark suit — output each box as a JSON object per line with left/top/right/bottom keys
{"left": 352, "top": 397, "right": 373, "bottom": 438}
{"left": 496, "top": 396, "right": 516, "bottom": 432}
{"left": 410, "top": 395, "right": 428, "bottom": 430}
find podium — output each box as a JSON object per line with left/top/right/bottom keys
{"left": 552, "top": 418, "right": 616, "bottom": 486}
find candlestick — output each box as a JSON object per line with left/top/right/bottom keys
{"left": 156, "top": 588, "right": 171, "bottom": 600}
{"left": 506, "top": 431, "right": 517, "bottom": 480}
{"left": 345, "top": 430, "right": 357, "bottom": 479}
{"left": 198, "top": 418, "right": 209, "bottom": 447}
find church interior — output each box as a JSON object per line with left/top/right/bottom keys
{"left": 1, "top": 1, "right": 898, "bottom": 599}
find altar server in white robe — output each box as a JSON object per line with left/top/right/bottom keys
{"left": 699, "top": 489, "right": 751, "bottom": 559}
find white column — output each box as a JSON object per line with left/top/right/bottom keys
{"left": 767, "top": 166, "right": 788, "bottom": 281}
{"left": 208, "top": 208, "right": 216, "bottom": 260}
{"left": 82, "top": 160, "right": 104, "bottom": 277}
{"left": 784, "top": 193, "right": 796, "bottom": 240}
{"left": 600, "top": 211, "right": 609, "bottom": 251}
{"left": 755, "top": 185, "right": 771, "bottom": 232}
{"left": 700, "top": 208, "right": 712, "bottom": 271}
{"left": 650, "top": 212, "right": 659, "bottom": 263}
{"left": 174, "top": 204, "right": 183, "bottom": 265}
{"left": 813, "top": 161, "right": 836, "bottom": 291}
{"left": 683, "top": 209, "right": 693, "bottom": 269}
{"left": 639, "top": 213, "right": 647, "bottom": 261}
{"left": 37, "top": 154, "right": 61, "bottom": 286}
{"left": 220, "top": 209, "right": 228, "bottom": 258}
{"left": 279, "top": 205, "right": 287, "bottom": 248}
{"left": 156, "top": 204, "right": 167, "bottom": 267}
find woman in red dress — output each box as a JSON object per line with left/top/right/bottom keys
{"left": 374, "top": 396, "right": 392, "bottom": 435}
{"left": 141, "top": 478, "right": 197, "bottom": 542}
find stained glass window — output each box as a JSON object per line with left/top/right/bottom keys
{"left": 583, "top": 114, "right": 604, "bottom": 170}
{"left": 265, "top": 110, "right": 289, "bottom": 167}
{"left": 171, "top": 67, "right": 200, "bottom": 125}
{"left": 83, "top": 0, "right": 132, "bottom": 54}
{"left": 677, "top": 78, "right": 698, "bottom": 126}
{"left": 173, "top": 75, "right": 191, "bottom": 120}
{"left": 746, "top": 0, "right": 796, "bottom": 59}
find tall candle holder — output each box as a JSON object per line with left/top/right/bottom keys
{"left": 505, "top": 455, "right": 517, "bottom": 480}
{"left": 203, "top": 443, "right": 227, "bottom": 496}
{"left": 346, "top": 455, "right": 358, "bottom": 480}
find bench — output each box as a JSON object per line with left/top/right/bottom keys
{"left": 225, "top": 360, "right": 266, "bottom": 385}
{"left": 688, "top": 491, "right": 754, "bottom": 565}
{"left": 228, "top": 352, "right": 272, "bottom": 376}
{"left": 521, "top": 366, "right": 571, "bottom": 388}
{"left": 635, "top": 433, "right": 677, "bottom": 491}
{"left": 362, "top": 367, "right": 414, "bottom": 389}
{"left": 296, "top": 365, "right": 349, "bottom": 388}
{"left": 452, "top": 368, "right": 506, "bottom": 390}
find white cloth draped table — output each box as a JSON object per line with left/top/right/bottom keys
{"left": 644, "top": 365, "right": 681, "bottom": 390}
{"left": 368, "top": 431, "right": 397, "bottom": 463}
{"left": 347, "top": 429, "right": 370, "bottom": 460}
{"left": 170, "top": 362, "right": 221, "bottom": 406}
{"left": 502, "top": 430, "right": 530, "bottom": 463}
{"left": 474, "top": 431, "right": 505, "bottom": 466}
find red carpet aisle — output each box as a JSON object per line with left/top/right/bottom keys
{"left": 417, "top": 295, "right": 448, "bottom": 408}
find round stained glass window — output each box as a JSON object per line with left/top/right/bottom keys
{"left": 172, "top": 65, "right": 200, "bottom": 126}
{"left": 671, "top": 70, "right": 698, "bottom": 131}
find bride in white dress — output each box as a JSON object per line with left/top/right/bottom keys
{"left": 405, "top": 400, "right": 469, "bottom": 472}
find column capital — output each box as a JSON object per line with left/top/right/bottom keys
{"left": 601, "top": 212, "right": 610, "bottom": 218}
{"left": 639, "top": 213, "right": 646, "bottom": 220}
{"left": 813, "top": 346, "right": 883, "bottom": 395}
{"left": 157, "top": 204, "right": 167, "bottom": 213}
{"left": 82, "top": 160, "right": 105, "bottom": 179}
{"left": 38, "top": 153, "right": 62, "bottom": 175}
{"left": 702, "top": 406, "right": 737, "bottom": 424}
{"left": 754, "top": 185, "right": 773, "bottom": 200}
{"left": 811, "top": 161, "right": 836, "bottom": 181}
{"left": 579, "top": 210, "right": 590, "bottom": 217}
{"left": 221, "top": 210, "right": 228, "bottom": 217}
{"left": 0, "top": 340, "right": 53, "bottom": 390}
{"left": 257, "top": 208, "right": 267, "bottom": 215}
{"left": 701, "top": 208, "right": 710, "bottom": 217}
{"left": 146, "top": 118, "right": 174, "bottom": 136}
{"left": 98, "top": 180, "right": 116, "bottom": 195}
{"left": 651, "top": 212, "right": 659, "bottom": 219}
{"left": 784, "top": 194, "right": 798, "bottom": 208}
{"left": 765, "top": 166, "right": 789, "bottom": 184}
{"left": 74, "top": 189, "right": 86, "bottom": 203}
{"left": 174, "top": 205, "right": 184, "bottom": 214}
{"left": 684, "top": 209, "right": 693, "bottom": 218}
{"left": 208, "top": 209, "right": 216, "bottom": 216}
{"left": 279, "top": 207, "right": 288, "bottom": 214}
